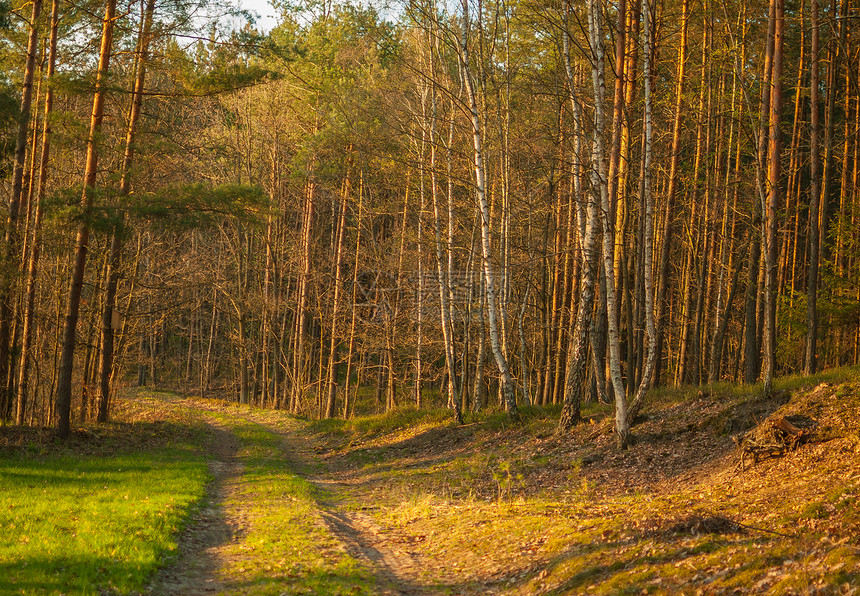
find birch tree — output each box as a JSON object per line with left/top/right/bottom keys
{"left": 558, "top": 0, "right": 599, "bottom": 432}
{"left": 457, "top": 0, "right": 517, "bottom": 415}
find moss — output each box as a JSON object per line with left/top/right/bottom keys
{"left": 800, "top": 502, "right": 828, "bottom": 520}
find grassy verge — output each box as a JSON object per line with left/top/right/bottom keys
{"left": 0, "top": 419, "right": 209, "bottom": 594}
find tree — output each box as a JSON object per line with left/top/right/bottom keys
{"left": 97, "top": 0, "right": 157, "bottom": 423}
{"left": 0, "top": 0, "right": 43, "bottom": 421}
{"left": 804, "top": 0, "right": 821, "bottom": 375}
{"left": 55, "top": 0, "right": 118, "bottom": 438}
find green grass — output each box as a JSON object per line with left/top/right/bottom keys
{"left": 203, "top": 412, "right": 377, "bottom": 595}
{"left": 0, "top": 447, "right": 209, "bottom": 594}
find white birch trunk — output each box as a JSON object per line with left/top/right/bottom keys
{"left": 588, "top": 0, "right": 629, "bottom": 448}
{"left": 628, "top": 0, "right": 658, "bottom": 422}
{"left": 458, "top": 0, "right": 517, "bottom": 415}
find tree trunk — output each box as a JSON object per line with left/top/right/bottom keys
{"left": 16, "top": 0, "right": 58, "bottom": 425}
{"left": 762, "top": 0, "right": 784, "bottom": 396}
{"left": 653, "top": 0, "right": 689, "bottom": 388}
{"left": 818, "top": 0, "right": 846, "bottom": 266}
{"left": 292, "top": 180, "right": 315, "bottom": 413}
{"left": 458, "top": 0, "right": 517, "bottom": 415}
{"left": 627, "top": 0, "right": 658, "bottom": 422}
{"left": 325, "top": 169, "right": 350, "bottom": 418}
{"left": 97, "top": 0, "right": 155, "bottom": 423}
{"left": 584, "top": 0, "right": 629, "bottom": 448}
{"left": 55, "top": 0, "right": 117, "bottom": 439}
{"left": 1, "top": 0, "right": 43, "bottom": 421}
{"left": 804, "top": 0, "right": 821, "bottom": 375}
{"left": 558, "top": 4, "right": 598, "bottom": 431}
{"left": 342, "top": 174, "right": 364, "bottom": 418}
{"left": 427, "top": 46, "right": 461, "bottom": 422}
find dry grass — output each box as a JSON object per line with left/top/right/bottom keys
{"left": 303, "top": 367, "right": 860, "bottom": 594}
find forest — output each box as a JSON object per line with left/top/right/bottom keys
{"left": 1, "top": 0, "right": 859, "bottom": 448}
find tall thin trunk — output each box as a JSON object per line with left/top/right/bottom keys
{"left": 324, "top": 170, "right": 349, "bottom": 418}
{"left": 97, "top": 0, "right": 155, "bottom": 423}
{"left": 517, "top": 287, "right": 532, "bottom": 405}
{"left": 55, "top": 0, "right": 117, "bottom": 439}
{"left": 779, "top": 10, "right": 805, "bottom": 294}
{"left": 609, "top": 0, "right": 627, "bottom": 300}
{"left": 585, "top": 0, "right": 628, "bottom": 448}
{"left": 743, "top": 0, "right": 774, "bottom": 384}
{"left": 416, "top": 97, "right": 427, "bottom": 410}
{"left": 472, "top": 273, "right": 487, "bottom": 410}
{"left": 558, "top": 1, "right": 597, "bottom": 431}
{"left": 1, "top": 0, "right": 44, "bottom": 420}
{"left": 547, "top": 180, "right": 565, "bottom": 405}
{"left": 805, "top": 0, "right": 821, "bottom": 374}
{"left": 627, "top": 0, "right": 657, "bottom": 422}
{"left": 343, "top": 173, "right": 364, "bottom": 418}
{"left": 819, "top": 0, "right": 846, "bottom": 265}
{"left": 653, "top": 0, "right": 689, "bottom": 387}
{"left": 292, "top": 179, "right": 315, "bottom": 413}
{"left": 16, "top": 0, "right": 59, "bottom": 426}
{"left": 763, "top": 0, "right": 784, "bottom": 396}
{"left": 429, "top": 79, "right": 462, "bottom": 422}
{"left": 458, "top": 0, "right": 517, "bottom": 415}
{"left": 708, "top": 69, "right": 741, "bottom": 384}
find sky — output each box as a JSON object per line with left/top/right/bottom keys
{"left": 238, "top": 0, "right": 280, "bottom": 32}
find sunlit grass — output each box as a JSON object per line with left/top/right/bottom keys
{"left": 0, "top": 448, "right": 209, "bottom": 594}
{"left": 204, "top": 412, "right": 376, "bottom": 595}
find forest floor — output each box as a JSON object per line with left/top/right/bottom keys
{"left": 4, "top": 368, "right": 860, "bottom": 594}
{"left": 145, "top": 367, "right": 859, "bottom": 594}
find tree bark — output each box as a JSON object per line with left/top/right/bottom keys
{"left": 804, "top": 0, "right": 821, "bottom": 375}
{"left": 292, "top": 179, "right": 315, "bottom": 413}
{"left": 762, "top": 0, "right": 784, "bottom": 396}
{"left": 55, "top": 0, "right": 118, "bottom": 439}
{"left": 16, "top": 0, "right": 58, "bottom": 425}
{"left": 324, "top": 169, "right": 350, "bottom": 418}
{"left": 627, "top": 0, "right": 658, "bottom": 423}
{"left": 97, "top": 0, "right": 155, "bottom": 423}
{"left": 557, "top": 0, "right": 599, "bottom": 432}
{"left": 458, "top": 0, "right": 517, "bottom": 415}
{"left": 1, "top": 0, "right": 43, "bottom": 421}
{"left": 432, "top": 122, "right": 462, "bottom": 419}
{"left": 653, "top": 0, "right": 689, "bottom": 388}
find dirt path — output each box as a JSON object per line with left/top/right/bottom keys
{"left": 147, "top": 425, "right": 244, "bottom": 595}
{"left": 146, "top": 397, "right": 432, "bottom": 595}
{"left": 249, "top": 410, "right": 435, "bottom": 595}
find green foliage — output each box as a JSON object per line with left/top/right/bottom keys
{"left": 0, "top": 75, "right": 16, "bottom": 178}
{"left": 188, "top": 62, "right": 273, "bottom": 95}
{"left": 776, "top": 290, "right": 809, "bottom": 372}
{"left": 0, "top": 0, "right": 11, "bottom": 29}
{"left": 135, "top": 183, "right": 270, "bottom": 228}
{"left": 44, "top": 182, "right": 270, "bottom": 232}
{"left": 41, "top": 185, "right": 123, "bottom": 234}
{"left": 0, "top": 449, "right": 209, "bottom": 594}
{"left": 492, "top": 460, "right": 524, "bottom": 503}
